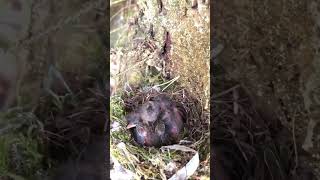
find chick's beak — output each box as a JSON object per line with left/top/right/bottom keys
{"left": 126, "top": 123, "right": 137, "bottom": 129}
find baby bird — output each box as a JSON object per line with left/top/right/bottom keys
{"left": 160, "top": 107, "right": 185, "bottom": 145}
{"left": 139, "top": 100, "right": 161, "bottom": 124}
{"left": 126, "top": 112, "right": 161, "bottom": 146}
{"left": 125, "top": 100, "right": 161, "bottom": 128}
{"left": 125, "top": 95, "right": 186, "bottom": 147}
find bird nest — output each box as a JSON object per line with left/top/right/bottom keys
{"left": 110, "top": 80, "right": 209, "bottom": 179}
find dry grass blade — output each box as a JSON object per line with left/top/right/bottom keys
{"left": 292, "top": 109, "right": 298, "bottom": 172}
{"left": 213, "top": 84, "right": 240, "bottom": 99}
{"left": 111, "top": 0, "right": 127, "bottom": 6}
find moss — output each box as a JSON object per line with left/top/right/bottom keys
{"left": 0, "top": 110, "right": 44, "bottom": 179}
{"left": 0, "top": 136, "right": 10, "bottom": 175}
{"left": 0, "top": 133, "right": 43, "bottom": 179}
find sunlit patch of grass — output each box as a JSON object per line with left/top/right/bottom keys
{"left": 110, "top": 95, "right": 125, "bottom": 121}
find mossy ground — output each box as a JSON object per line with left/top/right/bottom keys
{"left": 0, "top": 109, "right": 44, "bottom": 180}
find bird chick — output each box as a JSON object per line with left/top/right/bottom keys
{"left": 125, "top": 106, "right": 162, "bottom": 147}
{"left": 139, "top": 100, "right": 161, "bottom": 124}
{"left": 125, "top": 95, "right": 186, "bottom": 147}
{"left": 159, "top": 107, "right": 184, "bottom": 145}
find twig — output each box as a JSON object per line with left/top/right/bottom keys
{"left": 162, "top": 76, "right": 180, "bottom": 91}
{"left": 67, "top": 110, "right": 105, "bottom": 118}
{"left": 213, "top": 84, "right": 240, "bottom": 99}
{"left": 292, "top": 109, "right": 298, "bottom": 172}
{"left": 264, "top": 150, "right": 274, "bottom": 180}
{"left": 211, "top": 44, "right": 224, "bottom": 61}
{"left": 111, "top": 0, "right": 127, "bottom": 6}
{"left": 111, "top": 24, "right": 128, "bottom": 34}
{"left": 233, "top": 88, "right": 239, "bottom": 114}
{"left": 213, "top": 98, "right": 248, "bottom": 103}
{"left": 152, "top": 75, "right": 180, "bottom": 91}
{"left": 115, "top": 58, "right": 148, "bottom": 77}
{"left": 235, "top": 139, "right": 249, "bottom": 162}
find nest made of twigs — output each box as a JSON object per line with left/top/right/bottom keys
{"left": 111, "top": 80, "right": 210, "bottom": 178}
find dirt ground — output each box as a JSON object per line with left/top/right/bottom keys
{"left": 214, "top": 0, "right": 320, "bottom": 178}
